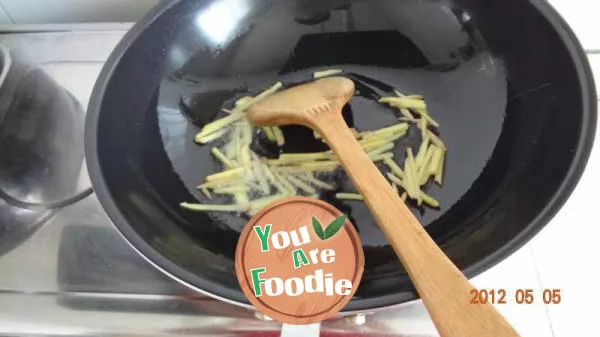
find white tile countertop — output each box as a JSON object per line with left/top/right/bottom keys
{"left": 548, "top": 0, "right": 600, "bottom": 52}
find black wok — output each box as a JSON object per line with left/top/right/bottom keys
{"left": 86, "top": 0, "right": 596, "bottom": 311}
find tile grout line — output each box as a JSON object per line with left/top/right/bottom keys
{"left": 0, "top": 3, "right": 14, "bottom": 24}
{"left": 528, "top": 245, "right": 556, "bottom": 337}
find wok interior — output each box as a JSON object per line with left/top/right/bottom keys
{"left": 92, "top": 0, "right": 590, "bottom": 310}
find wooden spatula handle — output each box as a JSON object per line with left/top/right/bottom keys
{"left": 316, "top": 112, "right": 519, "bottom": 337}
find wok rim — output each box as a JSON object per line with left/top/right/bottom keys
{"left": 85, "top": 0, "right": 597, "bottom": 312}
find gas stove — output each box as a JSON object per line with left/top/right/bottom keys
{"left": 0, "top": 30, "right": 439, "bottom": 336}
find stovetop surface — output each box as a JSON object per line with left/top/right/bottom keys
{"left": 0, "top": 31, "right": 439, "bottom": 336}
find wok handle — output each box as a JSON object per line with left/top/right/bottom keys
{"left": 315, "top": 112, "right": 520, "bottom": 337}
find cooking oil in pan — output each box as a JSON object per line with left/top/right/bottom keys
{"left": 157, "top": 56, "right": 506, "bottom": 252}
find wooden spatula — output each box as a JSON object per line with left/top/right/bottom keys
{"left": 247, "top": 77, "right": 519, "bottom": 337}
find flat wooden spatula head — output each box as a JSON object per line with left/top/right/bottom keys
{"left": 247, "top": 77, "right": 355, "bottom": 128}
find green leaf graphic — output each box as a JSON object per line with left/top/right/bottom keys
{"left": 312, "top": 217, "right": 325, "bottom": 240}
{"left": 323, "top": 215, "right": 348, "bottom": 239}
